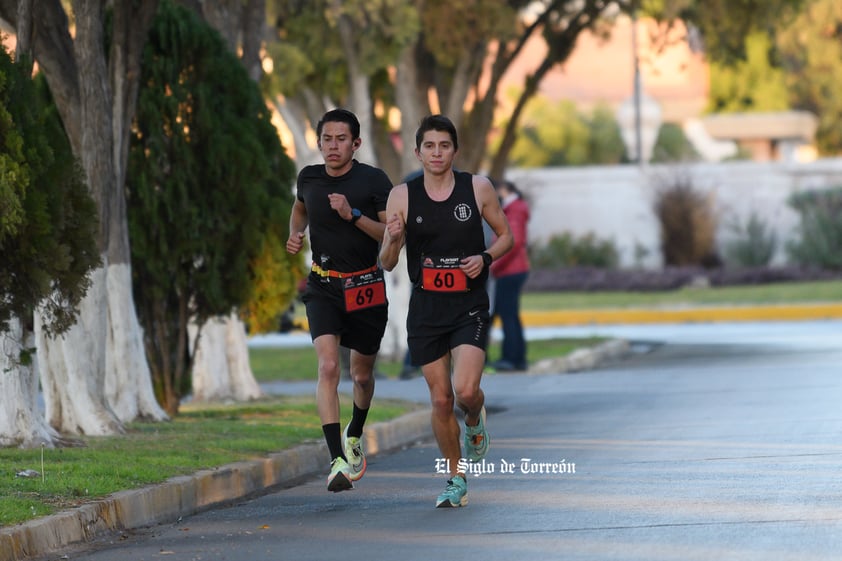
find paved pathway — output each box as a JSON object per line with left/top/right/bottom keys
{"left": 50, "top": 320, "right": 842, "bottom": 561}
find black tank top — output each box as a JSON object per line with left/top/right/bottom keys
{"left": 405, "top": 171, "right": 488, "bottom": 291}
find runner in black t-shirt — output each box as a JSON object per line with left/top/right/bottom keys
{"left": 380, "top": 115, "right": 513, "bottom": 507}
{"left": 287, "top": 109, "right": 392, "bottom": 492}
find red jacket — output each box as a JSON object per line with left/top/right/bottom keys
{"left": 490, "top": 196, "right": 530, "bottom": 278}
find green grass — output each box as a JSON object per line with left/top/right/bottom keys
{"left": 257, "top": 280, "right": 842, "bottom": 382}
{"left": 0, "top": 396, "right": 412, "bottom": 527}
{"left": 249, "top": 337, "right": 606, "bottom": 382}
{"left": 250, "top": 345, "right": 318, "bottom": 381}
{"left": 521, "top": 280, "right": 842, "bottom": 310}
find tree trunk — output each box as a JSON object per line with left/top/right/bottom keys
{"left": 0, "top": 318, "right": 61, "bottom": 448}
{"left": 332, "top": 0, "right": 375, "bottom": 164}
{"left": 489, "top": 62, "right": 548, "bottom": 179}
{"left": 105, "top": 264, "right": 168, "bottom": 422}
{"left": 36, "top": 268, "right": 123, "bottom": 436}
{"left": 240, "top": 0, "right": 266, "bottom": 82}
{"left": 379, "top": 265, "right": 411, "bottom": 362}
{"left": 6, "top": 0, "right": 168, "bottom": 434}
{"left": 190, "top": 313, "right": 262, "bottom": 403}
{"left": 271, "top": 96, "right": 322, "bottom": 168}
{"left": 395, "top": 42, "right": 425, "bottom": 176}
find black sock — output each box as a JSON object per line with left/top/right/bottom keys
{"left": 322, "top": 423, "right": 345, "bottom": 461}
{"left": 347, "top": 403, "right": 369, "bottom": 438}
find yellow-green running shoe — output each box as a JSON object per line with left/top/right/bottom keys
{"left": 343, "top": 423, "right": 367, "bottom": 481}
{"left": 464, "top": 406, "right": 489, "bottom": 462}
{"left": 327, "top": 457, "right": 353, "bottom": 492}
{"left": 435, "top": 475, "right": 468, "bottom": 508}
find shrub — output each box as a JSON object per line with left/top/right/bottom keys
{"left": 653, "top": 175, "right": 718, "bottom": 267}
{"left": 529, "top": 231, "right": 619, "bottom": 268}
{"left": 651, "top": 123, "right": 699, "bottom": 163}
{"left": 786, "top": 187, "right": 842, "bottom": 270}
{"left": 723, "top": 211, "right": 777, "bottom": 267}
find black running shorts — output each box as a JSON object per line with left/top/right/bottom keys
{"left": 302, "top": 276, "right": 388, "bottom": 356}
{"left": 407, "top": 288, "right": 490, "bottom": 367}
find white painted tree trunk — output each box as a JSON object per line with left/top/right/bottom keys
{"left": 35, "top": 266, "right": 124, "bottom": 436}
{"left": 380, "top": 250, "right": 410, "bottom": 362}
{"left": 0, "top": 318, "right": 60, "bottom": 448}
{"left": 190, "top": 313, "right": 262, "bottom": 403}
{"left": 105, "top": 264, "right": 168, "bottom": 422}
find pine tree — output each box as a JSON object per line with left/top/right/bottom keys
{"left": 128, "top": 0, "right": 298, "bottom": 414}
{"left": 0, "top": 47, "right": 99, "bottom": 340}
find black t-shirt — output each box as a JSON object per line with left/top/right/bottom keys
{"left": 297, "top": 160, "right": 391, "bottom": 273}
{"left": 405, "top": 170, "right": 488, "bottom": 291}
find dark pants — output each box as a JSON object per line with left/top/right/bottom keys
{"left": 492, "top": 271, "right": 529, "bottom": 368}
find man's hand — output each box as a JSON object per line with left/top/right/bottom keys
{"left": 460, "top": 254, "right": 485, "bottom": 279}
{"left": 328, "top": 193, "right": 352, "bottom": 221}
{"left": 385, "top": 213, "right": 404, "bottom": 242}
{"left": 286, "top": 232, "right": 305, "bottom": 254}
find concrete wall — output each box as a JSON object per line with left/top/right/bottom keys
{"left": 507, "top": 158, "right": 842, "bottom": 269}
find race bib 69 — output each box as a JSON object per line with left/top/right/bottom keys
{"left": 343, "top": 268, "right": 387, "bottom": 312}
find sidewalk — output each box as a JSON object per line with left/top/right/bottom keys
{"left": 2, "top": 302, "right": 840, "bottom": 561}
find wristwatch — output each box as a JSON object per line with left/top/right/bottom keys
{"left": 349, "top": 208, "right": 362, "bottom": 224}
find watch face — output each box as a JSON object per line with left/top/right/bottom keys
{"left": 353, "top": 208, "right": 361, "bottom": 217}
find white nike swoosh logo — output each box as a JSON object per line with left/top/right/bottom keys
{"left": 469, "top": 310, "right": 479, "bottom": 316}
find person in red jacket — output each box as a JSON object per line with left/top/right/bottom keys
{"left": 490, "top": 179, "right": 530, "bottom": 371}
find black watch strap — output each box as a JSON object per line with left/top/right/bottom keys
{"left": 481, "top": 252, "right": 493, "bottom": 267}
{"left": 349, "top": 208, "right": 362, "bottom": 224}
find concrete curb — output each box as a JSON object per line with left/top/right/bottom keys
{"left": 529, "top": 339, "right": 631, "bottom": 374}
{"left": 0, "top": 409, "right": 433, "bottom": 561}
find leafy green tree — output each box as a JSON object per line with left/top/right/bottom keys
{"left": 588, "top": 103, "right": 628, "bottom": 164}
{"left": 263, "top": 0, "right": 626, "bottom": 179}
{"left": 128, "top": 0, "right": 297, "bottom": 415}
{"left": 0, "top": 0, "right": 168, "bottom": 437}
{"left": 505, "top": 96, "right": 625, "bottom": 167}
{"left": 0, "top": 50, "right": 98, "bottom": 340}
{"left": 0, "top": 48, "right": 98, "bottom": 448}
{"left": 651, "top": 122, "right": 699, "bottom": 162}
{"left": 508, "top": 98, "right": 588, "bottom": 167}
{"left": 707, "top": 32, "right": 789, "bottom": 113}
{"left": 777, "top": 0, "right": 842, "bottom": 155}
{"left": 642, "top": 0, "right": 805, "bottom": 64}
{"left": 659, "top": 0, "right": 841, "bottom": 154}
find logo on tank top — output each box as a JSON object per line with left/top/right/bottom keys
{"left": 453, "top": 203, "right": 472, "bottom": 222}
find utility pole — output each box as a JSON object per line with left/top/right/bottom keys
{"left": 632, "top": 3, "right": 643, "bottom": 167}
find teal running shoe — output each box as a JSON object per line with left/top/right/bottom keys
{"left": 435, "top": 475, "right": 468, "bottom": 508}
{"left": 464, "top": 406, "right": 489, "bottom": 462}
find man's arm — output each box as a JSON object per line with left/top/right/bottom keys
{"left": 477, "top": 176, "right": 513, "bottom": 260}
{"left": 327, "top": 192, "right": 386, "bottom": 242}
{"left": 460, "top": 175, "right": 513, "bottom": 278}
{"left": 286, "top": 199, "right": 308, "bottom": 255}
{"left": 379, "top": 184, "right": 408, "bottom": 271}
{"left": 355, "top": 211, "right": 387, "bottom": 241}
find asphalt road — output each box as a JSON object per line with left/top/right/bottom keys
{"left": 63, "top": 321, "right": 842, "bottom": 561}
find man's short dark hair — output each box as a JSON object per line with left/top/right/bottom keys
{"left": 317, "top": 108, "right": 361, "bottom": 140}
{"left": 415, "top": 114, "right": 458, "bottom": 151}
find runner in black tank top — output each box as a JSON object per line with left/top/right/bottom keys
{"left": 405, "top": 170, "right": 488, "bottom": 292}
{"left": 380, "top": 115, "right": 513, "bottom": 508}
